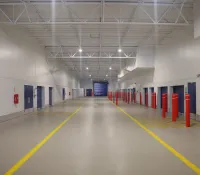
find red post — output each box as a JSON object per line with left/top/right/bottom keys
{"left": 151, "top": 93, "right": 154, "bottom": 108}
{"left": 172, "top": 93, "right": 177, "bottom": 122}
{"left": 185, "top": 94, "right": 190, "bottom": 127}
{"left": 116, "top": 92, "right": 118, "bottom": 106}
{"left": 175, "top": 94, "right": 179, "bottom": 118}
{"left": 128, "top": 92, "right": 130, "bottom": 104}
{"left": 162, "top": 94, "right": 167, "bottom": 118}
{"left": 145, "top": 93, "right": 148, "bottom": 107}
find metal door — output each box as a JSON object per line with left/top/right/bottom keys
{"left": 37, "top": 86, "right": 42, "bottom": 109}
{"left": 188, "top": 82, "right": 196, "bottom": 114}
{"left": 24, "top": 85, "right": 33, "bottom": 110}
{"left": 49, "top": 87, "right": 53, "bottom": 106}
{"left": 173, "top": 85, "right": 184, "bottom": 113}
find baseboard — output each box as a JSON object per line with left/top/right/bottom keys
{"left": 0, "top": 101, "right": 65, "bottom": 123}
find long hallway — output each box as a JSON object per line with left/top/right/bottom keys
{"left": 0, "top": 98, "right": 199, "bottom": 175}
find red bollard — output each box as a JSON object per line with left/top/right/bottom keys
{"left": 175, "top": 94, "right": 179, "bottom": 118}
{"left": 145, "top": 92, "right": 148, "bottom": 107}
{"left": 128, "top": 92, "right": 130, "bottom": 104}
{"left": 185, "top": 94, "right": 190, "bottom": 127}
{"left": 134, "top": 92, "right": 136, "bottom": 103}
{"left": 116, "top": 92, "right": 118, "bottom": 106}
{"left": 162, "top": 94, "right": 167, "bottom": 118}
{"left": 151, "top": 93, "right": 154, "bottom": 108}
{"left": 172, "top": 93, "right": 177, "bottom": 122}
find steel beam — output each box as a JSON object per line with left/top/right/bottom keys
{"left": 0, "top": 21, "right": 191, "bottom": 26}
{"left": 48, "top": 56, "right": 136, "bottom": 59}
{"left": 0, "top": 1, "right": 193, "bottom": 7}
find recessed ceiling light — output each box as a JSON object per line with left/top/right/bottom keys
{"left": 79, "top": 48, "right": 83, "bottom": 52}
{"left": 89, "top": 75, "right": 91, "bottom": 77}
{"left": 118, "top": 48, "right": 122, "bottom": 53}
{"left": 106, "top": 75, "right": 108, "bottom": 77}
{"left": 86, "top": 67, "right": 89, "bottom": 70}
{"left": 109, "top": 67, "right": 112, "bottom": 70}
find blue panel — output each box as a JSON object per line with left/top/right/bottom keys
{"left": 144, "top": 88, "right": 148, "bottom": 104}
{"left": 37, "top": 86, "right": 42, "bottom": 109}
{"left": 173, "top": 85, "right": 184, "bottom": 113}
{"left": 93, "top": 82, "right": 108, "bottom": 96}
{"left": 150, "top": 87, "right": 154, "bottom": 93}
{"left": 62, "top": 88, "right": 65, "bottom": 100}
{"left": 160, "top": 86, "right": 168, "bottom": 108}
{"left": 49, "top": 87, "right": 53, "bottom": 106}
{"left": 86, "top": 89, "right": 92, "bottom": 96}
{"left": 188, "top": 82, "right": 196, "bottom": 114}
{"left": 24, "top": 85, "right": 33, "bottom": 110}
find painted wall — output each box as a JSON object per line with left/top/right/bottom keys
{"left": 119, "top": 35, "right": 200, "bottom": 116}
{"left": 194, "top": 0, "right": 200, "bottom": 39}
{"left": 80, "top": 79, "right": 93, "bottom": 89}
{"left": 0, "top": 25, "right": 80, "bottom": 117}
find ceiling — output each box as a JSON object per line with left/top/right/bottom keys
{"left": 0, "top": 0, "right": 194, "bottom": 81}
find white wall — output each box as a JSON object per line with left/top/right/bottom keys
{"left": 0, "top": 24, "right": 80, "bottom": 117}
{"left": 119, "top": 34, "right": 200, "bottom": 115}
{"left": 194, "top": 0, "right": 200, "bottom": 39}
{"left": 135, "top": 46, "right": 155, "bottom": 68}
{"left": 80, "top": 79, "right": 93, "bottom": 89}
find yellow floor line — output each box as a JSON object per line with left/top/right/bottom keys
{"left": 116, "top": 105, "right": 200, "bottom": 175}
{"left": 4, "top": 107, "right": 82, "bottom": 175}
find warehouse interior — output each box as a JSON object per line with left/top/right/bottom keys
{"left": 1, "top": 0, "right": 200, "bottom": 175}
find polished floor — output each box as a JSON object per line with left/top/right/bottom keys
{"left": 0, "top": 97, "right": 200, "bottom": 175}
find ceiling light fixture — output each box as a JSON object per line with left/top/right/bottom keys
{"left": 118, "top": 48, "right": 122, "bottom": 53}
{"left": 86, "top": 67, "right": 89, "bottom": 70}
{"left": 109, "top": 67, "right": 112, "bottom": 70}
{"left": 79, "top": 48, "right": 83, "bottom": 52}
{"left": 106, "top": 75, "right": 108, "bottom": 77}
{"left": 89, "top": 75, "right": 91, "bottom": 77}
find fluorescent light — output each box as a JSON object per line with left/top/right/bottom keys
{"left": 86, "top": 67, "right": 89, "bottom": 70}
{"left": 109, "top": 67, "right": 112, "bottom": 70}
{"left": 79, "top": 48, "right": 83, "bottom": 52}
{"left": 118, "top": 48, "right": 122, "bottom": 53}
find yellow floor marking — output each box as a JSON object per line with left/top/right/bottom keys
{"left": 116, "top": 105, "right": 200, "bottom": 175}
{"left": 4, "top": 107, "right": 82, "bottom": 175}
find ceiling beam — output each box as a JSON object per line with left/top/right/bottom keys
{"left": 48, "top": 56, "right": 136, "bottom": 59}
{"left": 0, "top": 1, "right": 193, "bottom": 8}
{"left": 1, "top": 21, "right": 191, "bottom": 26}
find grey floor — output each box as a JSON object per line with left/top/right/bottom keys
{"left": 0, "top": 97, "right": 199, "bottom": 175}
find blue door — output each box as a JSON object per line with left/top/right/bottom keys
{"left": 132, "top": 88, "right": 135, "bottom": 99}
{"left": 37, "top": 86, "right": 42, "bottom": 109}
{"left": 160, "top": 86, "right": 168, "bottom": 108}
{"left": 93, "top": 82, "right": 108, "bottom": 96}
{"left": 49, "top": 87, "right": 53, "bottom": 106}
{"left": 144, "top": 88, "right": 148, "bottom": 105}
{"left": 188, "top": 82, "right": 196, "bottom": 114}
{"left": 24, "top": 85, "right": 33, "bottom": 110}
{"left": 173, "top": 85, "right": 184, "bottom": 113}
{"left": 150, "top": 87, "right": 154, "bottom": 93}
{"left": 62, "top": 88, "right": 65, "bottom": 100}
{"left": 86, "top": 89, "right": 92, "bottom": 96}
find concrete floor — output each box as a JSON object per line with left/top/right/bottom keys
{"left": 0, "top": 97, "right": 199, "bottom": 175}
